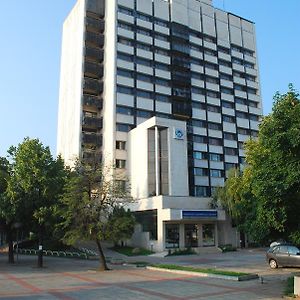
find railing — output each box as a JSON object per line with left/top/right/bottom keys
{"left": 82, "top": 116, "right": 103, "bottom": 129}
{"left": 85, "top": 47, "right": 104, "bottom": 63}
{"left": 83, "top": 78, "right": 103, "bottom": 95}
{"left": 82, "top": 95, "right": 102, "bottom": 109}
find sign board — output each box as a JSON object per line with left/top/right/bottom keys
{"left": 173, "top": 128, "right": 184, "bottom": 140}
{"left": 182, "top": 210, "right": 218, "bottom": 219}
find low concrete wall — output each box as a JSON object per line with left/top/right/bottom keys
{"left": 294, "top": 275, "right": 300, "bottom": 297}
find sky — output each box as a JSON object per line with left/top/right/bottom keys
{"left": 0, "top": 0, "right": 299, "bottom": 157}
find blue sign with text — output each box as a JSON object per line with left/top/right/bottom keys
{"left": 182, "top": 210, "right": 218, "bottom": 219}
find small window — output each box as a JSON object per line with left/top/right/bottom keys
{"left": 116, "top": 159, "right": 126, "bottom": 169}
{"left": 116, "top": 141, "right": 126, "bottom": 150}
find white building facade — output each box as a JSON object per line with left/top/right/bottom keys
{"left": 57, "top": 0, "right": 262, "bottom": 252}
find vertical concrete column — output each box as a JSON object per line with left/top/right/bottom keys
{"left": 157, "top": 212, "right": 164, "bottom": 252}
{"left": 155, "top": 126, "right": 160, "bottom": 196}
{"left": 179, "top": 223, "right": 185, "bottom": 249}
{"left": 214, "top": 223, "right": 219, "bottom": 247}
{"left": 294, "top": 276, "right": 300, "bottom": 297}
{"left": 197, "top": 224, "right": 203, "bottom": 247}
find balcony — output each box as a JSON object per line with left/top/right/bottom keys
{"left": 82, "top": 133, "right": 102, "bottom": 147}
{"left": 83, "top": 78, "right": 103, "bottom": 95}
{"left": 85, "top": 47, "right": 104, "bottom": 63}
{"left": 172, "top": 101, "right": 192, "bottom": 119}
{"left": 86, "top": 17, "right": 104, "bottom": 33}
{"left": 82, "top": 115, "right": 103, "bottom": 129}
{"left": 83, "top": 95, "right": 102, "bottom": 109}
{"left": 84, "top": 61, "right": 103, "bottom": 79}
{"left": 85, "top": 31, "right": 104, "bottom": 48}
{"left": 83, "top": 151, "right": 102, "bottom": 162}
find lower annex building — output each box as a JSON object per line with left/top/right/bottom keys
{"left": 57, "top": 0, "right": 262, "bottom": 252}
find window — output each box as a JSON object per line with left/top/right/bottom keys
{"left": 220, "top": 73, "right": 232, "bottom": 81}
{"left": 223, "top": 115, "right": 235, "bottom": 123}
{"left": 247, "top": 88, "right": 257, "bottom": 95}
{"left": 236, "top": 111, "right": 248, "bottom": 119}
{"left": 193, "top": 151, "right": 207, "bottom": 160}
{"left": 221, "top": 87, "right": 233, "bottom": 95}
{"left": 192, "top": 87, "right": 205, "bottom": 95}
{"left": 194, "top": 186, "right": 210, "bottom": 197}
{"left": 222, "top": 101, "right": 234, "bottom": 109}
{"left": 193, "top": 135, "right": 207, "bottom": 143}
{"left": 244, "top": 62, "right": 255, "bottom": 69}
{"left": 155, "top": 33, "right": 168, "bottom": 42}
{"left": 117, "top": 68, "right": 134, "bottom": 78}
{"left": 207, "top": 91, "right": 219, "bottom": 98}
{"left": 116, "top": 159, "right": 126, "bottom": 169}
{"left": 209, "top": 153, "right": 222, "bottom": 161}
{"left": 209, "top": 138, "right": 222, "bottom": 146}
{"left": 237, "top": 128, "right": 249, "bottom": 135}
{"left": 116, "top": 141, "right": 126, "bottom": 150}
{"left": 219, "top": 60, "right": 231, "bottom": 67}
{"left": 206, "top": 77, "right": 219, "bottom": 84}
{"left": 118, "top": 22, "right": 132, "bottom": 31}
{"left": 155, "top": 62, "right": 169, "bottom": 71}
{"left": 194, "top": 168, "right": 209, "bottom": 176}
{"left": 116, "top": 123, "right": 133, "bottom": 132}
{"left": 250, "top": 114, "right": 259, "bottom": 121}
{"left": 154, "top": 19, "right": 168, "bottom": 27}
{"left": 118, "top": 6, "right": 133, "bottom": 16}
{"left": 137, "top": 90, "right": 152, "bottom": 99}
{"left": 248, "top": 101, "right": 258, "bottom": 108}
{"left": 225, "top": 163, "right": 236, "bottom": 171}
{"left": 137, "top": 12, "right": 152, "bottom": 22}
{"left": 116, "top": 106, "right": 133, "bottom": 115}
{"left": 136, "top": 57, "right": 152, "bottom": 67}
{"left": 155, "top": 48, "right": 168, "bottom": 56}
{"left": 224, "top": 133, "right": 236, "bottom": 140}
{"left": 192, "top": 102, "right": 205, "bottom": 109}
{"left": 235, "top": 98, "right": 246, "bottom": 105}
{"left": 137, "top": 110, "right": 152, "bottom": 118}
{"left": 156, "top": 94, "right": 169, "bottom": 102}
{"left": 218, "top": 46, "right": 230, "bottom": 54}
{"left": 137, "top": 28, "right": 151, "bottom": 36}
{"left": 137, "top": 43, "right": 151, "bottom": 51}
{"left": 232, "top": 58, "right": 243, "bottom": 65}
{"left": 118, "top": 37, "right": 133, "bottom": 46}
{"left": 156, "top": 78, "right": 169, "bottom": 86}
{"left": 192, "top": 120, "right": 206, "bottom": 128}
{"left": 210, "top": 169, "right": 222, "bottom": 177}
{"left": 137, "top": 73, "right": 152, "bottom": 83}
{"left": 117, "top": 85, "right": 134, "bottom": 95}
{"left": 224, "top": 147, "right": 238, "bottom": 156}
{"left": 208, "top": 123, "right": 221, "bottom": 131}
{"left": 117, "top": 52, "right": 133, "bottom": 62}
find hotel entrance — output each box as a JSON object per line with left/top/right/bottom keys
{"left": 184, "top": 224, "right": 198, "bottom": 248}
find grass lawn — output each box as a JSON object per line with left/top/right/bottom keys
{"left": 151, "top": 264, "right": 250, "bottom": 277}
{"left": 111, "top": 246, "right": 154, "bottom": 256}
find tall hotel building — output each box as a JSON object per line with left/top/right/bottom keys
{"left": 57, "top": 0, "right": 262, "bottom": 251}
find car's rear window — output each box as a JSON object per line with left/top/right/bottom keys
{"left": 288, "top": 246, "right": 300, "bottom": 255}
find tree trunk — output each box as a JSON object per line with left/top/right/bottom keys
{"left": 95, "top": 239, "right": 109, "bottom": 271}
{"left": 7, "top": 227, "right": 14, "bottom": 264}
{"left": 37, "top": 224, "right": 43, "bottom": 268}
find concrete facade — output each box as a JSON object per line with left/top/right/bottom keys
{"left": 57, "top": 0, "right": 262, "bottom": 251}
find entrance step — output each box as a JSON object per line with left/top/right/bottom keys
{"left": 149, "top": 251, "right": 168, "bottom": 257}
{"left": 194, "top": 247, "right": 222, "bottom": 254}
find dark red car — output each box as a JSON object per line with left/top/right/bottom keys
{"left": 266, "top": 244, "right": 300, "bottom": 269}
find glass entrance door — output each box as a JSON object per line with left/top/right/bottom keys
{"left": 202, "top": 224, "right": 215, "bottom": 246}
{"left": 184, "top": 224, "right": 198, "bottom": 247}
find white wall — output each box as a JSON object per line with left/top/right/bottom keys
{"left": 57, "top": 0, "right": 85, "bottom": 166}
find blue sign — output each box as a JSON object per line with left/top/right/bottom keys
{"left": 174, "top": 128, "right": 184, "bottom": 140}
{"left": 182, "top": 210, "right": 218, "bottom": 219}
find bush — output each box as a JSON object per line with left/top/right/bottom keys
{"left": 167, "top": 248, "right": 196, "bottom": 256}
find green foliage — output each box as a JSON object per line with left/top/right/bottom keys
{"left": 6, "top": 138, "right": 67, "bottom": 232}
{"left": 58, "top": 159, "right": 134, "bottom": 270}
{"left": 215, "top": 85, "right": 300, "bottom": 244}
{"left": 284, "top": 277, "right": 295, "bottom": 297}
{"left": 58, "top": 160, "right": 132, "bottom": 244}
{"left": 106, "top": 206, "right": 135, "bottom": 245}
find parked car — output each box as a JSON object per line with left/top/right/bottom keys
{"left": 266, "top": 244, "right": 300, "bottom": 269}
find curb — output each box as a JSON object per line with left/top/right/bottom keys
{"left": 146, "top": 266, "right": 259, "bottom": 281}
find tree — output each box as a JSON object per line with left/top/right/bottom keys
{"left": 106, "top": 206, "right": 135, "bottom": 247}
{"left": 245, "top": 85, "right": 300, "bottom": 243}
{"left": 6, "top": 138, "right": 67, "bottom": 267}
{"left": 58, "top": 160, "right": 133, "bottom": 271}
{"left": 214, "top": 85, "right": 300, "bottom": 244}
{"left": 0, "top": 157, "right": 16, "bottom": 263}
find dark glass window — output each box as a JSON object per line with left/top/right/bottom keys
{"left": 116, "top": 106, "right": 134, "bottom": 115}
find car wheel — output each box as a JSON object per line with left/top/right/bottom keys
{"left": 269, "top": 259, "right": 278, "bottom": 269}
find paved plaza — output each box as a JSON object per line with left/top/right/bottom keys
{"left": 0, "top": 249, "right": 297, "bottom": 299}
